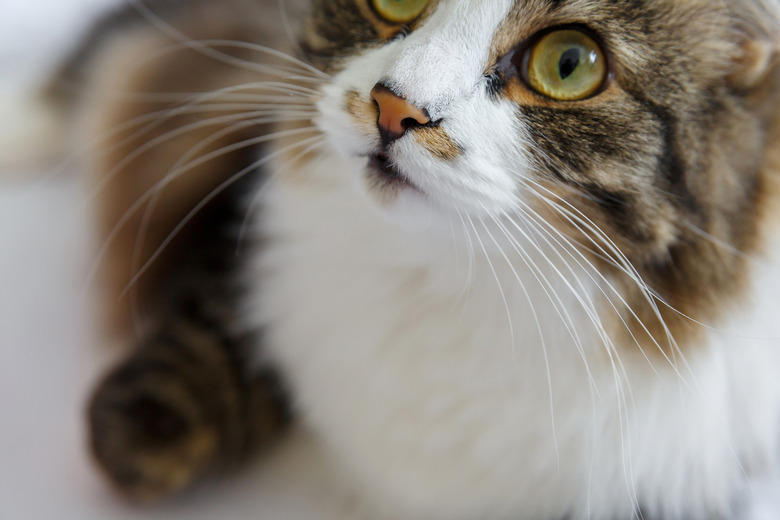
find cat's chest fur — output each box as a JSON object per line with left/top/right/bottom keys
{"left": 249, "top": 152, "right": 780, "bottom": 520}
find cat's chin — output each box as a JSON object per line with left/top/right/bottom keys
{"left": 366, "top": 151, "right": 422, "bottom": 195}
{"left": 359, "top": 151, "right": 432, "bottom": 219}
{"left": 358, "top": 153, "right": 506, "bottom": 231}
{"left": 357, "top": 153, "right": 456, "bottom": 231}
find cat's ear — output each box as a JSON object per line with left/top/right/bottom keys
{"left": 728, "top": 38, "right": 778, "bottom": 90}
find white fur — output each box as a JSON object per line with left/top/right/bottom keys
{"left": 250, "top": 152, "right": 780, "bottom": 520}
{"left": 316, "top": 0, "right": 525, "bottom": 218}
{"left": 247, "top": 2, "right": 780, "bottom": 518}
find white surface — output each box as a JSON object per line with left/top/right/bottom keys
{"left": 0, "top": 1, "right": 778, "bottom": 519}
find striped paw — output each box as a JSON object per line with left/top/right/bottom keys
{"left": 87, "top": 348, "right": 222, "bottom": 502}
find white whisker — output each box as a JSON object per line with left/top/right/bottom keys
{"left": 118, "top": 133, "right": 325, "bottom": 296}
{"left": 463, "top": 214, "right": 516, "bottom": 362}
{"left": 128, "top": 0, "right": 329, "bottom": 79}
{"left": 478, "top": 210, "right": 560, "bottom": 467}
{"left": 85, "top": 126, "right": 319, "bottom": 291}
{"left": 237, "top": 137, "right": 329, "bottom": 247}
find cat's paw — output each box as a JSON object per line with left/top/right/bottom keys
{"left": 87, "top": 358, "right": 219, "bottom": 502}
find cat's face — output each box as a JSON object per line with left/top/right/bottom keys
{"left": 303, "top": 0, "right": 780, "bottom": 342}
{"left": 315, "top": 0, "right": 526, "bottom": 218}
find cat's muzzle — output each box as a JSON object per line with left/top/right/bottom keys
{"left": 368, "top": 151, "right": 418, "bottom": 191}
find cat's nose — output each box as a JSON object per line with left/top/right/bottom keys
{"left": 370, "top": 83, "right": 431, "bottom": 147}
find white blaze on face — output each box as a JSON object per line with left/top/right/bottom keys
{"left": 316, "top": 0, "right": 530, "bottom": 220}
{"left": 382, "top": 0, "right": 516, "bottom": 118}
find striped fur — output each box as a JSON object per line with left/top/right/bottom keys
{"left": 68, "top": 0, "right": 780, "bottom": 518}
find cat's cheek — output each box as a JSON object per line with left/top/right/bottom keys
{"left": 313, "top": 46, "right": 402, "bottom": 157}
{"left": 315, "top": 87, "right": 376, "bottom": 158}
{"left": 429, "top": 98, "right": 531, "bottom": 212}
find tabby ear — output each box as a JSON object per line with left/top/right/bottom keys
{"left": 728, "top": 38, "right": 778, "bottom": 89}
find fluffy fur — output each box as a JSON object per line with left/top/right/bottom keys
{"left": 68, "top": 0, "right": 780, "bottom": 518}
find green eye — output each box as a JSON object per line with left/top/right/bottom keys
{"left": 525, "top": 29, "right": 607, "bottom": 101}
{"left": 371, "top": 0, "right": 429, "bottom": 24}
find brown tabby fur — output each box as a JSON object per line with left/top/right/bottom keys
{"left": 65, "top": 0, "right": 780, "bottom": 504}
{"left": 60, "top": 0, "right": 303, "bottom": 500}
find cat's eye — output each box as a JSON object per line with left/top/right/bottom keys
{"left": 522, "top": 29, "right": 608, "bottom": 101}
{"left": 371, "top": 0, "right": 429, "bottom": 24}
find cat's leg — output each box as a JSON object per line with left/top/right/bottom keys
{"left": 88, "top": 291, "right": 291, "bottom": 502}
{"left": 85, "top": 154, "right": 292, "bottom": 501}
{"left": 83, "top": 126, "right": 292, "bottom": 500}
{"left": 67, "top": 4, "right": 297, "bottom": 501}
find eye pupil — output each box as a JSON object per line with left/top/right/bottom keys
{"left": 558, "top": 48, "right": 581, "bottom": 80}
{"left": 521, "top": 29, "right": 608, "bottom": 101}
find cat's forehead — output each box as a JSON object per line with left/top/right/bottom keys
{"left": 314, "top": 0, "right": 722, "bottom": 111}
{"left": 379, "top": 0, "right": 515, "bottom": 106}
{"left": 308, "top": 0, "right": 729, "bottom": 64}
{"left": 427, "top": 0, "right": 719, "bottom": 46}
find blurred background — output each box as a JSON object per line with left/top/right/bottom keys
{"left": 0, "top": 1, "right": 345, "bottom": 519}
{"left": 0, "top": 1, "right": 778, "bottom": 519}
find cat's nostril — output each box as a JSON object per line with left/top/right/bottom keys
{"left": 401, "top": 117, "right": 425, "bottom": 130}
{"left": 370, "top": 83, "right": 431, "bottom": 148}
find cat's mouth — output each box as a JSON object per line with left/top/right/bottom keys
{"left": 367, "top": 152, "right": 420, "bottom": 192}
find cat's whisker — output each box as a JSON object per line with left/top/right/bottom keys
{"left": 59, "top": 85, "right": 320, "bottom": 104}
{"left": 544, "top": 202, "right": 694, "bottom": 379}
{"left": 102, "top": 102, "right": 315, "bottom": 113}
{"left": 491, "top": 205, "right": 601, "bottom": 397}
{"left": 519, "top": 195, "right": 714, "bottom": 477}
{"left": 525, "top": 179, "right": 646, "bottom": 282}
{"left": 155, "top": 115, "right": 316, "bottom": 188}
{"left": 85, "top": 126, "right": 320, "bottom": 292}
{"left": 463, "top": 214, "right": 517, "bottom": 360}
{"left": 127, "top": 113, "right": 315, "bottom": 320}
{"left": 499, "top": 187, "right": 641, "bottom": 395}
{"left": 513, "top": 208, "right": 645, "bottom": 450}
{"left": 454, "top": 209, "right": 477, "bottom": 303}
{"left": 522, "top": 178, "right": 683, "bottom": 358}
{"left": 78, "top": 107, "right": 316, "bottom": 312}
{"left": 78, "top": 79, "right": 319, "bottom": 137}
{"left": 510, "top": 201, "right": 664, "bottom": 375}
{"left": 237, "top": 137, "right": 329, "bottom": 248}
{"left": 188, "top": 39, "right": 331, "bottom": 79}
{"left": 81, "top": 111, "right": 315, "bottom": 210}
{"left": 52, "top": 38, "right": 326, "bottom": 105}
{"left": 277, "top": 0, "right": 305, "bottom": 58}
{"left": 128, "top": 0, "right": 328, "bottom": 79}
{"left": 118, "top": 133, "right": 326, "bottom": 297}
{"left": 270, "top": 74, "right": 331, "bottom": 85}
{"left": 41, "top": 79, "right": 319, "bottom": 189}
{"left": 515, "top": 195, "right": 720, "bottom": 459}
{"left": 56, "top": 86, "right": 323, "bottom": 104}
{"left": 78, "top": 90, "right": 317, "bottom": 164}
{"left": 447, "top": 217, "right": 461, "bottom": 303}
{"left": 500, "top": 212, "right": 624, "bottom": 506}
{"left": 128, "top": 130, "right": 325, "bottom": 329}
{"left": 516, "top": 186, "right": 696, "bottom": 383}
{"left": 509, "top": 203, "right": 680, "bottom": 486}
{"left": 479, "top": 211, "right": 562, "bottom": 464}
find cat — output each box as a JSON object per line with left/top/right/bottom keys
{"left": 55, "top": 0, "right": 780, "bottom": 519}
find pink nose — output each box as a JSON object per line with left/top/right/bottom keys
{"left": 370, "top": 84, "right": 431, "bottom": 146}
